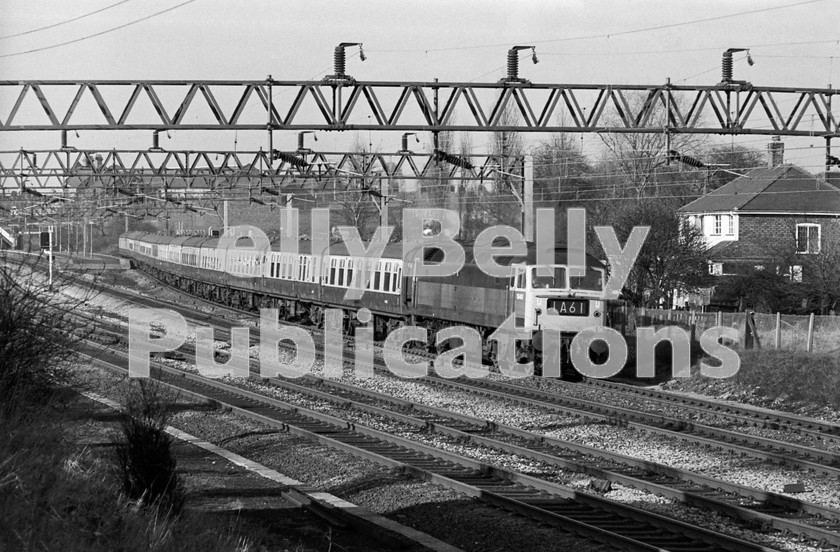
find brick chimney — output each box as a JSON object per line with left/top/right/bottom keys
{"left": 767, "top": 136, "right": 784, "bottom": 167}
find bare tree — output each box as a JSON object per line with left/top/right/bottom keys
{"left": 328, "top": 141, "right": 383, "bottom": 242}
{"left": 424, "top": 129, "right": 457, "bottom": 210}
{"left": 533, "top": 129, "right": 591, "bottom": 206}
{"left": 597, "top": 92, "right": 706, "bottom": 199}
{"left": 607, "top": 199, "right": 712, "bottom": 308}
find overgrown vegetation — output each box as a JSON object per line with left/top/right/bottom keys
{"left": 0, "top": 252, "right": 92, "bottom": 419}
{"left": 666, "top": 348, "right": 840, "bottom": 412}
{"left": 115, "top": 380, "right": 185, "bottom": 516}
{"left": 0, "top": 253, "right": 249, "bottom": 551}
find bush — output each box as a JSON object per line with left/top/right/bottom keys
{"left": 0, "top": 409, "right": 250, "bottom": 552}
{"left": 0, "top": 254, "right": 249, "bottom": 550}
{"left": 115, "top": 380, "right": 185, "bottom": 516}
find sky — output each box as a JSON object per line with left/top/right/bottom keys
{"left": 1, "top": 0, "right": 839, "bottom": 174}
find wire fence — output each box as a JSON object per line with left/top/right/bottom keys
{"left": 613, "top": 306, "right": 840, "bottom": 354}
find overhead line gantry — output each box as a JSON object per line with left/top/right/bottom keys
{"left": 0, "top": 78, "right": 836, "bottom": 136}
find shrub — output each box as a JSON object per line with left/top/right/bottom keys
{"left": 115, "top": 380, "right": 185, "bottom": 516}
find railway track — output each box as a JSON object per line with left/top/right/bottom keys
{"left": 78, "top": 340, "right": 781, "bottom": 552}
{"left": 68, "top": 271, "right": 840, "bottom": 548}
{"left": 421, "top": 376, "right": 840, "bottom": 478}
{"left": 74, "top": 316, "right": 840, "bottom": 547}
{"left": 575, "top": 378, "right": 840, "bottom": 443}
{"left": 94, "top": 276, "right": 840, "bottom": 478}
{"left": 101, "top": 326, "right": 840, "bottom": 550}
{"left": 257, "top": 374, "right": 840, "bottom": 549}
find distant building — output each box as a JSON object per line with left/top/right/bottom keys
{"left": 677, "top": 141, "right": 840, "bottom": 310}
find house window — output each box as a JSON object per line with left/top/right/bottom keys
{"left": 726, "top": 215, "right": 734, "bottom": 235}
{"left": 709, "top": 263, "right": 723, "bottom": 276}
{"left": 796, "top": 224, "right": 820, "bottom": 254}
{"left": 713, "top": 215, "right": 722, "bottom": 235}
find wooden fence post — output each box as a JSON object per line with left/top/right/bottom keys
{"left": 774, "top": 312, "right": 781, "bottom": 350}
{"left": 806, "top": 313, "right": 815, "bottom": 352}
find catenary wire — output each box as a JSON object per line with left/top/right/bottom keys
{"left": 0, "top": 0, "right": 200, "bottom": 58}
{"left": 0, "top": 0, "right": 135, "bottom": 40}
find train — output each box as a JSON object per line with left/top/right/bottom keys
{"left": 118, "top": 231, "right": 615, "bottom": 378}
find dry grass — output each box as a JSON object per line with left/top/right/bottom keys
{"left": 0, "top": 402, "right": 255, "bottom": 552}
{"left": 733, "top": 349, "right": 840, "bottom": 409}
{"left": 665, "top": 348, "right": 840, "bottom": 413}
{"left": 0, "top": 255, "right": 252, "bottom": 551}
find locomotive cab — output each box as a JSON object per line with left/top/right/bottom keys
{"left": 512, "top": 263, "right": 606, "bottom": 344}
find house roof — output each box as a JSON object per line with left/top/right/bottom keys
{"left": 677, "top": 165, "right": 840, "bottom": 215}
{"left": 705, "top": 240, "right": 738, "bottom": 259}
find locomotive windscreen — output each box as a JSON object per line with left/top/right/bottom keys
{"left": 531, "top": 267, "right": 566, "bottom": 288}
{"left": 569, "top": 268, "right": 603, "bottom": 291}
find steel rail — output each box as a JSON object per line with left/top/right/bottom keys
{"left": 80, "top": 342, "right": 779, "bottom": 552}
{"left": 260, "top": 374, "right": 840, "bottom": 549}
{"left": 90, "top": 268, "right": 840, "bottom": 478}
{"left": 577, "top": 378, "right": 840, "bottom": 439}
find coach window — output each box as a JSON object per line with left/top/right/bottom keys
{"left": 363, "top": 260, "right": 371, "bottom": 289}
{"left": 383, "top": 262, "right": 392, "bottom": 292}
{"left": 335, "top": 258, "right": 343, "bottom": 286}
{"left": 394, "top": 265, "right": 402, "bottom": 293}
{"left": 373, "top": 264, "right": 382, "bottom": 290}
{"left": 347, "top": 260, "right": 356, "bottom": 289}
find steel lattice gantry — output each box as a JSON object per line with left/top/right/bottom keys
{"left": 0, "top": 149, "right": 509, "bottom": 190}
{"left": 0, "top": 79, "right": 837, "bottom": 136}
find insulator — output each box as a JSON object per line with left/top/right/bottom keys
{"left": 334, "top": 46, "right": 346, "bottom": 76}
{"left": 721, "top": 51, "right": 733, "bottom": 82}
{"left": 434, "top": 149, "right": 473, "bottom": 170}
{"left": 507, "top": 49, "right": 519, "bottom": 81}
{"left": 272, "top": 150, "right": 310, "bottom": 168}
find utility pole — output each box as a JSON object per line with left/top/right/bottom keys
{"left": 380, "top": 175, "right": 388, "bottom": 228}
{"left": 48, "top": 224, "right": 53, "bottom": 287}
{"left": 523, "top": 154, "right": 534, "bottom": 242}
{"left": 223, "top": 199, "right": 229, "bottom": 234}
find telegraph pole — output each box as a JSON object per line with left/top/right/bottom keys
{"left": 523, "top": 154, "right": 534, "bottom": 242}
{"left": 380, "top": 175, "right": 388, "bottom": 228}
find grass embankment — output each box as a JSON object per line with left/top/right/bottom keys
{"left": 0, "top": 393, "right": 249, "bottom": 552}
{"left": 0, "top": 255, "right": 250, "bottom": 551}
{"left": 664, "top": 349, "right": 840, "bottom": 416}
